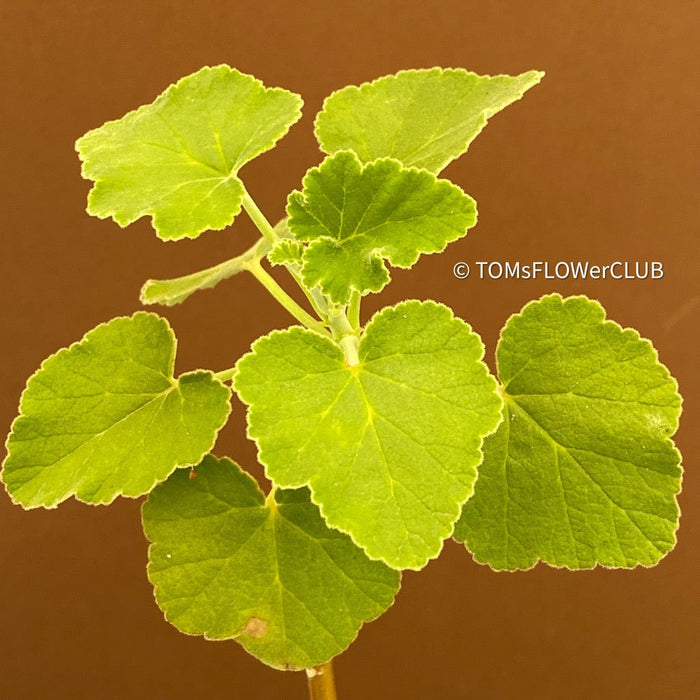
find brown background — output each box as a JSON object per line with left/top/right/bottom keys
{"left": 1, "top": 2, "right": 698, "bottom": 698}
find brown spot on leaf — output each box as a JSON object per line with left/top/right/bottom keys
{"left": 189, "top": 469, "right": 197, "bottom": 480}
{"left": 244, "top": 617, "right": 268, "bottom": 638}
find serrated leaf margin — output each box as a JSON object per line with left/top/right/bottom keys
{"left": 234, "top": 300, "right": 504, "bottom": 570}
{"left": 1, "top": 311, "right": 232, "bottom": 508}
{"left": 456, "top": 292, "right": 684, "bottom": 572}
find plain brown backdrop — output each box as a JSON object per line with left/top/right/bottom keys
{"left": 1, "top": 2, "right": 698, "bottom": 698}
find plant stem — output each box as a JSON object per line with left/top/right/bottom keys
{"left": 327, "top": 307, "right": 360, "bottom": 366}
{"left": 239, "top": 188, "right": 358, "bottom": 362}
{"left": 238, "top": 191, "right": 334, "bottom": 334}
{"left": 246, "top": 259, "right": 331, "bottom": 337}
{"left": 286, "top": 262, "right": 331, "bottom": 323}
{"left": 347, "top": 290, "right": 361, "bottom": 330}
{"left": 306, "top": 661, "right": 337, "bottom": 700}
{"left": 241, "top": 190, "right": 278, "bottom": 243}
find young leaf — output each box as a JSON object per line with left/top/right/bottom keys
{"left": 140, "top": 238, "right": 271, "bottom": 306}
{"left": 314, "top": 67, "right": 543, "bottom": 173}
{"left": 286, "top": 151, "right": 476, "bottom": 303}
{"left": 142, "top": 455, "right": 400, "bottom": 670}
{"left": 454, "top": 294, "right": 683, "bottom": 570}
{"left": 234, "top": 301, "right": 503, "bottom": 570}
{"left": 268, "top": 239, "right": 304, "bottom": 266}
{"left": 2, "top": 313, "right": 231, "bottom": 508}
{"left": 76, "top": 65, "right": 303, "bottom": 241}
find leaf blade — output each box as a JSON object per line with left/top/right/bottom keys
{"left": 287, "top": 152, "right": 476, "bottom": 303}
{"left": 454, "top": 294, "right": 683, "bottom": 570}
{"left": 2, "top": 313, "right": 231, "bottom": 507}
{"left": 76, "top": 65, "right": 303, "bottom": 240}
{"left": 314, "top": 67, "right": 543, "bottom": 173}
{"left": 234, "top": 300, "right": 503, "bottom": 570}
{"left": 143, "top": 455, "right": 400, "bottom": 670}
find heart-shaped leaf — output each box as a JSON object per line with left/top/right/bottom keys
{"left": 143, "top": 455, "right": 400, "bottom": 669}
{"left": 234, "top": 300, "right": 503, "bottom": 570}
{"left": 454, "top": 294, "right": 683, "bottom": 570}
{"left": 2, "top": 313, "right": 231, "bottom": 507}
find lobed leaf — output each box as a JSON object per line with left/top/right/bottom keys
{"left": 268, "top": 239, "right": 304, "bottom": 266}
{"left": 315, "top": 67, "right": 543, "bottom": 173}
{"left": 234, "top": 300, "right": 503, "bottom": 570}
{"left": 454, "top": 294, "right": 683, "bottom": 570}
{"left": 2, "top": 313, "right": 231, "bottom": 508}
{"left": 286, "top": 151, "right": 476, "bottom": 303}
{"left": 142, "top": 455, "right": 400, "bottom": 670}
{"left": 76, "top": 65, "right": 303, "bottom": 241}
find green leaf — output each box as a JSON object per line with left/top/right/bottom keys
{"left": 2, "top": 313, "right": 231, "bottom": 508}
{"left": 142, "top": 455, "right": 400, "bottom": 670}
{"left": 314, "top": 67, "right": 543, "bottom": 173}
{"left": 140, "top": 238, "right": 271, "bottom": 306}
{"left": 286, "top": 151, "right": 476, "bottom": 304}
{"left": 76, "top": 65, "right": 303, "bottom": 241}
{"left": 234, "top": 300, "right": 503, "bottom": 570}
{"left": 268, "top": 239, "right": 304, "bottom": 266}
{"left": 454, "top": 294, "right": 683, "bottom": 570}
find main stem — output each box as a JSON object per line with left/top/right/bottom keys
{"left": 306, "top": 661, "right": 337, "bottom": 700}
